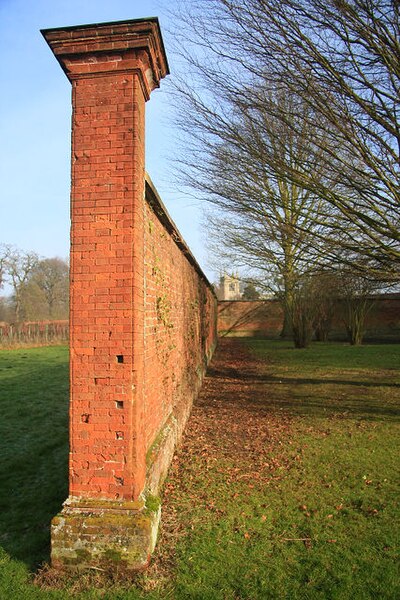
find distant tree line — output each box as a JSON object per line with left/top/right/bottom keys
{"left": 0, "top": 244, "right": 69, "bottom": 323}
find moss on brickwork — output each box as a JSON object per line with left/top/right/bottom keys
{"left": 144, "top": 494, "right": 161, "bottom": 514}
{"left": 102, "top": 548, "right": 122, "bottom": 562}
{"left": 75, "top": 548, "right": 92, "bottom": 562}
{"left": 145, "top": 415, "right": 175, "bottom": 468}
{"left": 64, "top": 497, "right": 145, "bottom": 512}
{"left": 156, "top": 293, "right": 173, "bottom": 329}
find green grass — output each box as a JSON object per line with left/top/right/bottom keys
{"left": 163, "top": 340, "right": 400, "bottom": 599}
{"left": 0, "top": 341, "right": 399, "bottom": 599}
{"left": 0, "top": 347, "right": 70, "bottom": 598}
{"left": 250, "top": 339, "right": 400, "bottom": 371}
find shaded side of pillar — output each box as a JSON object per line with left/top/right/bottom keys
{"left": 41, "top": 18, "right": 169, "bottom": 571}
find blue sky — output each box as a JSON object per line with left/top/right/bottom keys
{"left": 0, "top": 0, "right": 214, "bottom": 286}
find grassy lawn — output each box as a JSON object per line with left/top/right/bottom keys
{"left": 0, "top": 346, "right": 69, "bottom": 598}
{"left": 0, "top": 340, "right": 399, "bottom": 599}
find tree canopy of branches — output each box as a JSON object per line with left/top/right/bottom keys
{"left": 169, "top": 0, "right": 400, "bottom": 281}
{"left": 199, "top": 89, "right": 335, "bottom": 342}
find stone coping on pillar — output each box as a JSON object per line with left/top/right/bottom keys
{"left": 61, "top": 497, "right": 145, "bottom": 514}
{"left": 41, "top": 17, "right": 169, "bottom": 94}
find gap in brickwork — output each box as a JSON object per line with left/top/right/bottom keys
{"left": 116, "top": 355, "right": 124, "bottom": 363}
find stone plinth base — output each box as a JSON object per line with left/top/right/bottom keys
{"left": 51, "top": 497, "right": 161, "bottom": 572}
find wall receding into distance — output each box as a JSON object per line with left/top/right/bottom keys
{"left": 42, "top": 17, "right": 217, "bottom": 572}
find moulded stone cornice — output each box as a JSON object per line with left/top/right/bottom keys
{"left": 41, "top": 18, "right": 169, "bottom": 96}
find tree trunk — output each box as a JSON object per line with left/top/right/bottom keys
{"left": 344, "top": 298, "right": 373, "bottom": 346}
{"left": 280, "top": 306, "right": 293, "bottom": 339}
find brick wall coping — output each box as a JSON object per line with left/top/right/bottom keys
{"left": 145, "top": 173, "right": 216, "bottom": 297}
{"left": 41, "top": 17, "right": 169, "bottom": 90}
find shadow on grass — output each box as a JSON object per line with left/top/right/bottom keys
{"left": 205, "top": 362, "right": 400, "bottom": 422}
{"left": 207, "top": 365, "right": 400, "bottom": 388}
{"left": 0, "top": 354, "right": 69, "bottom": 570}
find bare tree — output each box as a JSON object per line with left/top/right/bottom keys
{"left": 168, "top": 0, "right": 400, "bottom": 279}
{"left": 5, "top": 248, "right": 39, "bottom": 322}
{"left": 0, "top": 244, "right": 11, "bottom": 291}
{"left": 309, "top": 274, "right": 338, "bottom": 342}
{"left": 337, "top": 269, "right": 377, "bottom": 345}
{"left": 30, "top": 257, "right": 69, "bottom": 318}
{"left": 304, "top": 264, "right": 378, "bottom": 345}
{"left": 289, "top": 277, "right": 316, "bottom": 348}
{"left": 175, "top": 83, "right": 338, "bottom": 342}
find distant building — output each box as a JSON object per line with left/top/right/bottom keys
{"left": 217, "top": 274, "right": 243, "bottom": 300}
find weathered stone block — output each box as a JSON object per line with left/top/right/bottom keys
{"left": 51, "top": 497, "right": 161, "bottom": 571}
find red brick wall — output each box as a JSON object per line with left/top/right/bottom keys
{"left": 218, "top": 297, "right": 400, "bottom": 340}
{"left": 42, "top": 19, "right": 218, "bottom": 570}
{"left": 68, "top": 68, "right": 147, "bottom": 501}
{"left": 68, "top": 72, "right": 216, "bottom": 501}
{"left": 218, "top": 300, "right": 283, "bottom": 337}
{"left": 333, "top": 295, "right": 400, "bottom": 340}
{"left": 143, "top": 179, "right": 217, "bottom": 490}
{"left": 43, "top": 20, "right": 217, "bottom": 507}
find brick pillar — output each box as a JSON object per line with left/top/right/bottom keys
{"left": 42, "top": 18, "right": 169, "bottom": 571}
